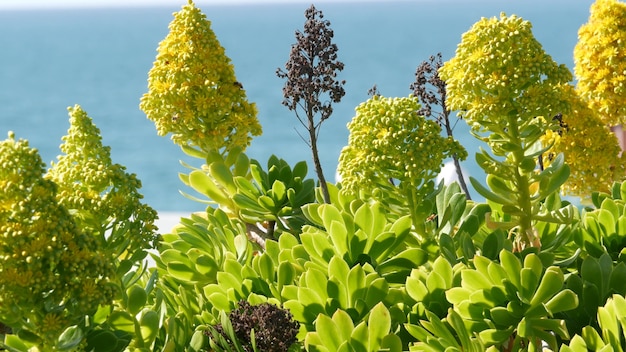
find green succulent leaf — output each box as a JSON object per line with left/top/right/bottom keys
{"left": 189, "top": 170, "right": 229, "bottom": 204}
{"left": 545, "top": 289, "right": 579, "bottom": 315}
{"left": 471, "top": 176, "right": 516, "bottom": 206}
{"left": 530, "top": 266, "right": 564, "bottom": 306}
{"left": 57, "top": 326, "right": 83, "bottom": 351}
{"left": 126, "top": 285, "right": 148, "bottom": 315}
{"left": 139, "top": 310, "right": 160, "bottom": 345}
{"left": 368, "top": 303, "right": 391, "bottom": 350}
{"left": 315, "top": 314, "right": 342, "bottom": 352}
{"left": 109, "top": 311, "right": 135, "bottom": 333}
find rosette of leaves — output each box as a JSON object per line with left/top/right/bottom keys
{"left": 153, "top": 206, "right": 273, "bottom": 349}
{"left": 406, "top": 250, "right": 579, "bottom": 351}
{"left": 578, "top": 181, "right": 626, "bottom": 260}
{"left": 560, "top": 253, "right": 626, "bottom": 338}
{"left": 337, "top": 95, "right": 466, "bottom": 232}
{"left": 439, "top": 13, "right": 575, "bottom": 250}
{"left": 140, "top": 0, "right": 261, "bottom": 154}
{"left": 560, "top": 294, "right": 626, "bottom": 351}
{"left": 304, "top": 303, "right": 402, "bottom": 352}
{"left": 46, "top": 105, "right": 158, "bottom": 263}
{"left": 181, "top": 147, "right": 315, "bottom": 245}
{"left": 574, "top": 0, "right": 626, "bottom": 126}
{"left": 0, "top": 132, "right": 114, "bottom": 350}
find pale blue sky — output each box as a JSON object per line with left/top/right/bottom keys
{"left": 0, "top": 0, "right": 374, "bottom": 10}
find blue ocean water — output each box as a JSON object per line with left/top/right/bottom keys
{"left": 0, "top": 0, "right": 594, "bottom": 212}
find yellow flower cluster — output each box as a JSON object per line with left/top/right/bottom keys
{"left": 574, "top": 0, "right": 626, "bottom": 125}
{"left": 541, "top": 87, "right": 625, "bottom": 199}
{"left": 439, "top": 13, "right": 572, "bottom": 130}
{"left": 338, "top": 96, "right": 466, "bottom": 195}
{"left": 0, "top": 132, "right": 114, "bottom": 344}
{"left": 46, "top": 105, "right": 158, "bottom": 260}
{"left": 140, "top": 0, "right": 261, "bottom": 153}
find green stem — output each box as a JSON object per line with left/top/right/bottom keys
{"left": 406, "top": 186, "right": 426, "bottom": 240}
{"left": 133, "top": 316, "right": 145, "bottom": 349}
{"left": 506, "top": 115, "right": 536, "bottom": 249}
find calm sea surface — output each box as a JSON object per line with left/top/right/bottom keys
{"left": 0, "top": 0, "right": 594, "bottom": 212}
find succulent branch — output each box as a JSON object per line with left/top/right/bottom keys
{"left": 277, "top": 4, "right": 346, "bottom": 204}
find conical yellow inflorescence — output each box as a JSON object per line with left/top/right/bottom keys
{"left": 541, "top": 87, "right": 625, "bottom": 199}
{"left": 439, "top": 13, "right": 572, "bottom": 131}
{"left": 0, "top": 132, "right": 114, "bottom": 346}
{"left": 140, "top": 0, "right": 261, "bottom": 154}
{"left": 46, "top": 105, "right": 158, "bottom": 260}
{"left": 575, "top": 0, "right": 626, "bottom": 126}
{"left": 338, "top": 95, "right": 466, "bottom": 196}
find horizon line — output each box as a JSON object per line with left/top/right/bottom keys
{"left": 0, "top": 0, "right": 433, "bottom": 11}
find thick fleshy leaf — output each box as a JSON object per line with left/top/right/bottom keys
{"left": 500, "top": 250, "right": 522, "bottom": 288}
{"left": 167, "top": 262, "right": 204, "bottom": 282}
{"left": 478, "top": 327, "right": 514, "bottom": 345}
{"left": 57, "top": 326, "right": 83, "bottom": 351}
{"left": 446, "top": 287, "right": 472, "bottom": 305}
{"left": 490, "top": 307, "right": 518, "bottom": 327}
{"left": 270, "top": 180, "right": 287, "bottom": 203}
{"left": 461, "top": 269, "right": 492, "bottom": 291}
{"left": 209, "top": 161, "right": 236, "bottom": 193}
{"left": 486, "top": 174, "right": 517, "bottom": 203}
{"left": 85, "top": 330, "right": 119, "bottom": 352}
{"left": 277, "top": 261, "right": 296, "bottom": 287}
{"left": 471, "top": 176, "right": 516, "bottom": 206}
{"left": 189, "top": 170, "right": 229, "bottom": 204}
{"left": 328, "top": 220, "right": 349, "bottom": 255}
{"left": 406, "top": 274, "right": 428, "bottom": 303}
{"left": 305, "top": 268, "right": 329, "bottom": 301}
{"left": 581, "top": 325, "right": 606, "bottom": 350}
{"left": 139, "top": 310, "right": 160, "bottom": 345}
{"left": 364, "top": 278, "right": 389, "bottom": 308}
{"left": 368, "top": 303, "right": 391, "bottom": 350}
{"left": 293, "top": 160, "right": 308, "bottom": 179}
{"left": 377, "top": 248, "right": 428, "bottom": 277}
{"left": 519, "top": 267, "right": 539, "bottom": 303}
{"left": 233, "top": 151, "right": 250, "bottom": 177}
{"left": 315, "top": 314, "right": 342, "bottom": 351}
{"left": 347, "top": 265, "right": 367, "bottom": 303}
{"left": 333, "top": 309, "right": 355, "bottom": 341}
{"left": 350, "top": 322, "right": 369, "bottom": 352}
{"left": 530, "top": 266, "right": 564, "bottom": 306}
{"left": 109, "top": 311, "right": 135, "bottom": 333}
{"left": 545, "top": 289, "right": 579, "bottom": 315}
{"left": 127, "top": 285, "right": 147, "bottom": 315}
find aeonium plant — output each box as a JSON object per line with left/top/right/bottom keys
{"left": 439, "top": 13, "right": 575, "bottom": 251}
{"left": 0, "top": 132, "right": 115, "bottom": 351}
{"left": 337, "top": 95, "right": 466, "bottom": 238}
{"left": 46, "top": 105, "right": 159, "bottom": 262}
{"left": 574, "top": 0, "right": 626, "bottom": 127}
{"left": 539, "top": 86, "right": 625, "bottom": 201}
{"left": 140, "top": 0, "right": 261, "bottom": 156}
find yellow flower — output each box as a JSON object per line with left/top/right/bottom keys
{"left": 41, "top": 313, "right": 67, "bottom": 336}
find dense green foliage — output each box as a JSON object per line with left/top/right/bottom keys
{"left": 1, "top": 1, "right": 626, "bottom": 351}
